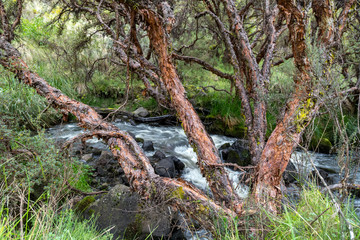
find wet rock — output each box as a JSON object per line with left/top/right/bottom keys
{"left": 155, "top": 158, "right": 176, "bottom": 178}
{"left": 283, "top": 161, "right": 299, "bottom": 184}
{"left": 219, "top": 143, "right": 231, "bottom": 150}
{"left": 173, "top": 157, "right": 185, "bottom": 172}
{"left": 309, "top": 167, "right": 333, "bottom": 186}
{"left": 170, "top": 229, "right": 186, "bottom": 240}
{"left": 85, "top": 142, "right": 107, "bottom": 155}
{"left": 81, "top": 153, "right": 93, "bottom": 162}
{"left": 153, "top": 150, "right": 166, "bottom": 161}
{"left": 97, "top": 151, "right": 114, "bottom": 165}
{"left": 135, "top": 137, "right": 144, "bottom": 143}
{"left": 133, "top": 107, "right": 149, "bottom": 117}
{"left": 93, "top": 151, "right": 125, "bottom": 187}
{"left": 142, "top": 140, "right": 155, "bottom": 151}
{"left": 68, "top": 141, "right": 84, "bottom": 156}
{"left": 220, "top": 140, "right": 251, "bottom": 168}
{"left": 121, "top": 174, "right": 129, "bottom": 186}
{"left": 163, "top": 156, "right": 185, "bottom": 174}
{"left": 83, "top": 184, "right": 173, "bottom": 239}
{"left": 96, "top": 167, "right": 108, "bottom": 177}
{"left": 282, "top": 183, "right": 301, "bottom": 207}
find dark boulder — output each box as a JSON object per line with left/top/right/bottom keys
{"left": 219, "top": 143, "right": 231, "bottom": 150}
{"left": 85, "top": 142, "right": 107, "bottom": 155}
{"left": 142, "top": 140, "right": 155, "bottom": 151}
{"left": 283, "top": 161, "right": 299, "bottom": 184}
{"left": 173, "top": 157, "right": 185, "bottom": 172}
{"left": 219, "top": 140, "right": 251, "bottom": 168}
{"left": 83, "top": 184, "right": 174, "bottom": 239}
{"left": 155, "top": 158, "right": 176, "bottom": 178}
{"left": 309, "top": 167, "right": 334, "bottom": 186}
{"left": 165, "top": 156, "right": 185, "bottom": 172}
{"left": 92, "top": 151, "right": 125, "bottom": 187}
{"left": 97, "top": 151, "right": 113, "bottom": 165}
{"left": 152, "top": 150, "right": 166, "bottom": 161}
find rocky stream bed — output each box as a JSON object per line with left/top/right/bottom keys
{"left": 47, "top": 118, "right": 360, "bottom": 239}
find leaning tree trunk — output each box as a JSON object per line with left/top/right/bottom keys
{"left": 0, "top": 37, "right": 239, "bottom": 231}
{"left": 139, "top": 3, "right": 242, "bottom": 212}
{"left": 254, "top": 0, "right": 314, "bottom": 214}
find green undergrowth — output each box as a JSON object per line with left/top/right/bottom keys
{"left": 0, "top": 67, "right": 61, "bottom": 130}
{"left": 0, "top": 191, "right": 113, "bottom": 240}
{"left": 0, "top": 108, "right": 103, "bottom": 238}
{"left": 267, "top": 185, "right": 360, "bottom": 239}
{"left": 212, "top": 185, "right": 360, "bottom": 239}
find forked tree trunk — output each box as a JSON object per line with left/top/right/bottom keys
{"left": 254, "top": 0, "right": 314, "bottom": 214}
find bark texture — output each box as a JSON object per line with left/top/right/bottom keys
{"left": 0, "top": 37, "right": 237, "bottom": 231}
{"left": 254, "top": 0, "right": 314, "bottom": 213}
{"left": 139, "top": 5, "right": 242, "bottom": 211}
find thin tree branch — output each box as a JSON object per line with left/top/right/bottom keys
{"left": 172, "top": 53, "right": 234, "bottom": 81}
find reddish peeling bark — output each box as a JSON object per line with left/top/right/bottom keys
{"left": 139, "top": 4, "right": 242, "bottom": 212}
{"left": 0, "top": 37, "right": 237, "bottom": 230}
{"left": 312, "top": 0, "right": 334, "bottom": 44}
{"left": 211, "top": 0, "right": 283, "bottom": 166}
{"left": 338, "top": 0, "right": 356, "bottom": 37}
{"left": 0, "top": 0, "right": 23, "bottom": 42}
{"left": 254, "top": 0, "right": 314, "bottom": 213}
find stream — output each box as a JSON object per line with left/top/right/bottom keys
{"left": 47, "top": 120, "right": 360, "bottom": 220}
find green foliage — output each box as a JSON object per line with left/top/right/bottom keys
{"left": 0, "top": 122, "right": 91, "bottom": 197}
{"left": 0, "top": 115, "right": 103, "bottom": 239}
{"left": 214, "top": 216, "right": 241, "bottom": 240}
{"left": 20, "top": 16, "right": 53, "bottom": 45}
{"left": 0, "top": 68, "right": 61, "bottom": 130}
{"left": 267, "top": 186, "right": 360, "bottom": 239}
{"left": 128, "top": 96, "right": 159, "bottom": 112}
{"left": 0, "top": 199, "right": 113, "bottom": 240}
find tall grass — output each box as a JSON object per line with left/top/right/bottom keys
{"left": 209, "top": 184, "right": 360, "bottom": 239}
{"left": 0, "top": 184, "right": 113, "bottom": 240}
{"left": 0, "top": 112, "right": 110, "bottom": 239}
{"left": 0, "top": 68, "right": 61, "bottom": 130}
{"left": 267, "top": 185, "right": 360, "bottom": 239}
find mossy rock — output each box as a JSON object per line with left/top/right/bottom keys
{"left": 226, "top": 149, "right": 251, "bottom": 166}
{"left": 309, "top": 137, "right": 333, "bottom": 154}
{"left": 82, "top": 184, "right": 173, "bottom": 239}
{"left": 74, "top": 196, "right": 96, "bottom": 213}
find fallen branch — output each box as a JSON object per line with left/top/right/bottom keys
{"left": 322, "top": 183, "right": 360, "bottom": 193}
{"left": 172, "top": 53, "right": 234, "bottom": 81}
{"left": 201, "top": 85, "right": 232, "bottom": 95}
